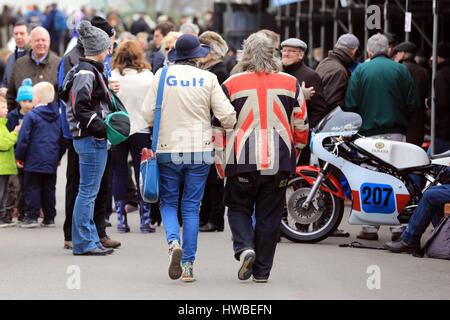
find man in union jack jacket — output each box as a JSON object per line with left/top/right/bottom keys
{"left": 214, "top": 31, "right": 309, "bottom": 283}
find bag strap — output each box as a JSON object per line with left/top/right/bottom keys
{"left": 57, "top": 55, "right": 65, "bottom": 90}
{"left": 152, "top": 66, "right": 169, "bottom": 152}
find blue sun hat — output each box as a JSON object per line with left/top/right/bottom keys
{"left": 16, "top": 78, "right": 33, "bottom": 102}
{"left": 167, "top": 33, "right": 210, "bottom": 62}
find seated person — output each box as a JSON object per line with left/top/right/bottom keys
{"left": 384, "top": 184, "right": 450, "bottom": 253}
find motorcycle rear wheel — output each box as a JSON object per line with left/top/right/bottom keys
{"left": 281, "top": 173, "right": 344, "bottom": 243}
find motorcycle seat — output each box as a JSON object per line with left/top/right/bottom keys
{"left": 430, "top": 149, "right": 450, "bottom": 160}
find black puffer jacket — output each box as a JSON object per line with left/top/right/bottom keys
{"left": 61, "top": 58, "right": 114, "bottom": 139}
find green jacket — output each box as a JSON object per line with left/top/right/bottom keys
{"left": 344, "top": 55, "right": 420, "bottom": 137}
{"left": 0, "top": 118, "right": 18, "bottom": 175}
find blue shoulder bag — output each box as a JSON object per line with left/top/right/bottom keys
{"left": 139, "top": 66, "right": 168, "bottom": 203}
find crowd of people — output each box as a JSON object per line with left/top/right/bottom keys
{"left": 0, "top": 3, "right": 449, "bottom": 283}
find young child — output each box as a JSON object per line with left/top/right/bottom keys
{"left": 5, "top": 78, "right": 34, "bottom": 223}
{"left": 16, "top": 82, "right": 65, "bottom": 228}
{"left": 0, "top": 96, "right": 20, "bottom": 228}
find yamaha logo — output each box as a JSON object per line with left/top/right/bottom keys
{"left": 375, "top": 142, "right": 385, "bottom": 149}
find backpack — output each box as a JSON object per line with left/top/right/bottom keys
{"left": 420, "top": 215, "right": 450, "bottom": 260}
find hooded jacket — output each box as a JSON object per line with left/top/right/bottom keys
{"left": 61, "top": 58, "right": 114, "bottom": 139}
{"left": 15, "top": 102, "right": 65, "bottom": 174}
{"left": 0, "top": 118, "right": 18, "bottom": 175}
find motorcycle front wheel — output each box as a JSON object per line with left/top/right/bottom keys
{"left": 280, "top": 172, "right": 344, "bottom": 243}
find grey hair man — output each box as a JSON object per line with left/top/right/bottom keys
{"left": 220, "top": 32, "right": 308, "bottom": 283}
{"left": 344, "top": 33, "right": 420, "bottom": 241}
{"left": 179, "top": 23, "right": 200, "bottom": 36}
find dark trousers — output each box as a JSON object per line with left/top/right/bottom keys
{"left": 200, "top": 167, "right": 225, "bottom": 229}
{"left": 112, "top": 132, "right": 151, "bottom": 202}
{"left": 225, "top": 171, "right": 289, "bottom": 279}
{"left": 63, "top": 140, "right": 111, "bottom": 241}
{"left": 5, "top": 168, "right": 26, "bottom": 220}
{"left": 24, "top": 171, "right": 57, "bottom": 221}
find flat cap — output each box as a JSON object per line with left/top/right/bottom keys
{"left": 281, "top": 38, "right": 307, "bottom": 51}
{"left": 393, "top": 41, "right": 417, "bottom": 55}
{"left": 336, "top": 33, "right": 360, "bottom": 49}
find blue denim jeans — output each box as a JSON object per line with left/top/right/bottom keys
{"left": 72, "top": 136, "right": 108, "bottom": 254}
{"left": 158, "top": 155, "right": 211, "bottom": 263}
{"left": 402, "top": 185, "right": 450, "bottom": 246}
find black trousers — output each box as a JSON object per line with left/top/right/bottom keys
{"left": 225, "top": 171, "right": 289, "bottom": 279}
{"left": 200, "top": 167, "right": 225, "bottom": 229}
{"left": 24, "top": 172, "right": 57, "bottom": 221}
{"left": 63, "top": 140, "right": 111, "bottom": 241}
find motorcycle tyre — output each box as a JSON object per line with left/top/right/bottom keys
{"left": 281, "top": 173, "right": 345, "bottom": 243}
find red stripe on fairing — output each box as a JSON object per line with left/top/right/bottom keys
{"left": 352, "top": 190, "right": 361, "bottom": 211}
{"left": 396, "top": 194, "right": 410, "bottom": 213}
{"left": 235, "top": 110, "right": 254, "bottom": 157}
{"left": 273, "top": 101, "right": 293, "bottom": 143}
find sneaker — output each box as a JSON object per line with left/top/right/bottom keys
{"left": 238, "top": 249, "right": 256, "bottom": 281}
{"left": 181, "top": 262, "right": 196, "bottom": 282}
{"left": 0, "top": 218, "right": 17, "bottom": 228}
{"left": 41, "top": 219, "right": 56, "bottom": 228}
{"left": 19, "top": 217, "right": 39, "bottom": 228}
{"left": 168, "top": 240, "right": 183, "bottom": 280}
{"left": 252, "top": 276, "right": 268, "bottom": 283}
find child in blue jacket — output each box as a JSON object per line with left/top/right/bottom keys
{"left": 16, "top": 82, "right": 65, "bottom": 228}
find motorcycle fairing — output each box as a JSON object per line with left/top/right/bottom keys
{"left": 312, "top": 131, "right": 409, "bottom": 226}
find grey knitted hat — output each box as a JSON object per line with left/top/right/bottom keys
{"left": 77, "top": 20, "right": 111, "bottom": 56}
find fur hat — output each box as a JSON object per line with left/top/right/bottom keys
{"left": 199, "top": 31, "right": 228, "bottom": 60}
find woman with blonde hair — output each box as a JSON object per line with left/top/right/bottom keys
{"left": 161, "top": 31, "right": 182, "bottom": 65}
{"left": 198, "top": 31, "right": 229, "bottom": 232}
{"left": 110, "top": 40, "right": 155, "bottom": 234}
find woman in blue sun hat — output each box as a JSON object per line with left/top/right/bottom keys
{"left": 142, "top": 34, "right": 236, "bottom": 282}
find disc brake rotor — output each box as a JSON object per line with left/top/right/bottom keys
{"left": 286, "top": 187, "right": 323, "bottom": 224}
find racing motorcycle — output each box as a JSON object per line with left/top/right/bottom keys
{"left": 281, "top": 107, "right": 450, "bottom": 243}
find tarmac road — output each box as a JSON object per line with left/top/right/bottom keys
{"left": 0, "top": 153, "right": 449, "bottom": 300}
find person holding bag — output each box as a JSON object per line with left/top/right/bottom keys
{"left": 110, "top": 40, "right": 155, "bottom": 233}
{"left": 63, "top": 21, "right": 116, "bottom": 256}
{"left": 142, "top": 34, "right": 236, "bottom": 282}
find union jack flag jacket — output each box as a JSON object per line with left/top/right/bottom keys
{"left": 213, "top": 71, "right": 309, "bottom": 178}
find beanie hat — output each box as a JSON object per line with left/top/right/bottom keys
{"left": 77, "top": 20, "right": 111, "bottom": 56}
{"left": 16, "top": 78, "right": 33, "bottom": 102}
{"left": 91, "top": 16, "right": 115, "bottom": 38}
